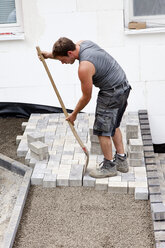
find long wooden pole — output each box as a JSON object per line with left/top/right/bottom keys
{"left": 36, "top": 46, "right": 89, "bottom": 175}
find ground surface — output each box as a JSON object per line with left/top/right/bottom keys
{"left": 0, "top": 166, "right": 22, "bottom": 247}
{"left": 0, "top": 117, "right": 155, "bottom": 248}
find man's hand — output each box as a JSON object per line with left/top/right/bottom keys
{"left": 37, "top": 51, "right": 54, "bottom": 61}
{"left": 66, "top": 113, "right": 77, "bottom": 126}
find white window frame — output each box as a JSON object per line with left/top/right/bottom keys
{"left": 0, "top": 0, "right": 24, "bottom": 40}
{"left": 124, "top": 0, "right": 165, "bottom": 34}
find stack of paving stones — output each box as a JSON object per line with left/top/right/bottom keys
{"left": 89, "top": 129, "right": 102, "bottom": 155}
{"left": 138, "top": 110, "right": 165, "bottom": 248}
{"left": 16, "top": 112, "right": 149, "bottom": 200}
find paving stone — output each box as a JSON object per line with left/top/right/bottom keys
{"left": 27, "top": 132, "right": 45, "bottom": 144}
{"left": 83, "top": 173, "right": 95, "bottom": 187}
{"left": 69, "top": 164, "right": 83, "bottom": 186}
{"left": 43, "top": 174, "right": 56, "bottom": 187}
{"left": 16, "top": 135, "right": 23, "bottom": 145}
{"left": 145, "top": 158, "right": 156, "bottom": 165}
{"left": 146, "top": 164, "right": 157, "bottom": 172}
{"left": 143, "top": 146, "right": 154, "bottom": 152}
{"left": 127, "top": 147, "right": 143, "bottom": 159}
{"left": 135, "top": 187, "right": 148, "bottom": 200}
{"left": 31, "top": 172, "right": 44, "bottom": 185}
{"left": 95, "top": 178, "right": 109, "bottom": 191}
{"left": 57, "top": 174, "right": 70, "bottom": 187}
{"left": 29, "top": 158, "right": 37, "bottom": 168}
{"left": 141, "top": 129, "right": 151, "bottom": 135}
{"left": 25, "top": 150, "right": 31, "bottom": 165}
{"left": 29, "top": 141, "right": 48, "bottom": 155}
{"left": 21, "top": 122, "right": 28, "bottom": 131}
{"left": 108, "top": 181, "right": 127, "bottom": 194}
{"left": 17, "top": 141, "right": 29, "bottom": 157}
{"left": 138, "top": 110, "right": 148, "bottom": 115}
{"left": 129, "top": 158, "right": 144, "bottom": 167}
{"left": 144, "top": 151, "right": 155, "bottom": 158}
{"left": 128, "top": 181, "right": 148, "bottom": 194}
{"left": 148, "top": 179, "right": 160, "bottom": 187}
{"left": 90, "top": 145, "right": 102, "bottom": 155}
{"left": 126, "top": 131, "right": 139, "bottom": 141}
{"left": 149, "top": 186, "right": 161, "bottom": 195}
{"left": 108, "top": 176, "right": 122, "bottom": 182}
{"left": 129, "top": 139, "right": 143, "bottom": 152}
{"left": 139, "top": 114, "right": 148, "bottom": 120}
{"left": 155, "top": 241, "right": 165, "bottom": 248}
{"left": 147, "top": 171, "right": 159, "bottom": 179}
{"left": 154, "top": 221, "right": 165, "bottom": 231}
{"left": 121, "top": 173, "right": 135, "bottom": 182}
{"left": 139, "top": 120, "right": 149, "bottom": 125}
{"left": 30, "top": 151, "right": 49, "bottom": 161}
{"left": 142, "top": 134, "right": 152, "bottom": 140}
{"left": 151, "top": 203, "right": 165, "bottom": 221}
{"left": 150, "top": 195, "right": 163, "bottom": 203}
{"left": 140, "top": 124, "right": 150, "bottom": 130}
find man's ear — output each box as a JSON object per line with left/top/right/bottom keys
{"left": 67, "top": 51, "right": 73, "bottom": 57}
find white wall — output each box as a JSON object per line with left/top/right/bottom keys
{"left": 0, "top": 0, "right": 165, "bottom": 144}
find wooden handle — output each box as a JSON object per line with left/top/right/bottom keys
{"left": 36, "top": 46, "right": 89, "bottom": 173}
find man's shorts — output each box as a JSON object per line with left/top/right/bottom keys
{"left": 93, "top": 83, "right": 131, "bottom": 137}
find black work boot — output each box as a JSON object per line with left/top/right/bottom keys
{"left": 89, "top": 158, "right": 117, "bottom": 178}
{"left": 114, "top": 153, "right": 129, "bottom": 173}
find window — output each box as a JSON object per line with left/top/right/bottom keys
{"left": 0, "top": 0, "right": 24, "bottom": 40}
{"left": 124, "top": 0, "right": 165, "bottom": 33}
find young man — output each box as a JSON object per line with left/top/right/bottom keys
{"left": 39, "top": 37, "right": 131, "bottom": 178}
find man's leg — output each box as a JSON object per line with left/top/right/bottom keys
{"left": 112, "top": 127, "right": 124, "bottom": 154}
{"left": 98, "top": 136, "right": 113, "bottom": 160}
{"left": 112, "top": 127, "right": 128, "bottom": 173}
{"left": 89, "top": 135, "right": 117, "bottom": 178}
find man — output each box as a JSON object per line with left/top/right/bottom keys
{"left": 39, "top": 37, "right": 131, "bottom": 178}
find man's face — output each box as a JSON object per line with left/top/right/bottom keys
{"left": 56, "top": 55, "right": 75, "bottom": 64}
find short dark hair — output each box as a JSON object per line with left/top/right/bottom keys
{"left": 52, "top": 37, "right": 76, "bottom": 57}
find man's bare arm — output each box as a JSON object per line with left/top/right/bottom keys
{"left": 38, "top": 51, "right": 54, "bottom": 60}
{"left": 66, "top": 61, "right": 95, "bottom": 124}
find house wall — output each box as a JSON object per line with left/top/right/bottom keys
{"left": 0, "top": 0, "right": 165, "bottom": 144}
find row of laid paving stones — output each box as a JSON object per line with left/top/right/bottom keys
{"left": 0, "top": 154, "right": 32, "bottom": 248}
{"left": 16, "top": 111, "right": 148, "bottom": 200}
{"left": 138, "top": 110, "right": 165, "bottom": 248}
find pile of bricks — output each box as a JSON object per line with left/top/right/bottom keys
{"left": 89, "top": 129, "right": 102, "bottom": 155}
{"left": 16, "top": 112, "right": 149, "bottom": 201}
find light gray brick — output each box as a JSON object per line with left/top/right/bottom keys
{"left": 155, "top": 241, "right": 165, "bottom": 248}
{"left": 29, "top": 141, "right": 48, "bottom": 155}
{"left": 150, "top": 195, "right": 163, "bottom": 203}
{"left": 129, "top": 139, "right": 143, "bottom": 152}
{"left": 108, "top": 181, "right": 127, "bottom": 194}
{"left": 95, "top": 178, "right": 108, "bottom": 191}
{"left": 30, "top": 151, "right": 49, "bottom": 161}
{"left": 151, "top": 203, "right": 165, "bottom": 221}
{"left": 83, "top": 173, "right": 95, "bottom": 187}
{"left": 154, "top": 221, "right": 165, "bottom": 231}
{"left": 31, "top": 172, "right": 44, "bottom": 185}
{"left": 21, "top": 122, "right": 28, "bottom": 131}
{"left": 129, "top": 158, "right": 143, "bottom": 167}
{"left": 155, "top": 232, "right": 165, "bottom": 242}
{"left": 135, "top": 187, "right": 148, "bottom": 200}
{"left": 69, "top": 164, "right": 83, "bottom": 186}
{"left": 43, "top": 174, "right": 56, "bottom": 187}
{"left": 27, "top": 132, "right": 45, "bottom": 144}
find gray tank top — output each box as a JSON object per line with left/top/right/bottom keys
{"left": 79, "top": 40, "right": 127, "bottom": 90}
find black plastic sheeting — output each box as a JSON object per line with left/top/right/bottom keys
{"left": 0, "top": 102, "right": 73, "bottom": 118}
{"left": 153, "top": 143, "right": 165, "bottom": 153}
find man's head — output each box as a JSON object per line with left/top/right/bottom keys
{"left": 52, "top": 37, "right": 77, "bottom": 64}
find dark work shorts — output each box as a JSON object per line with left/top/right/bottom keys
{"left": 93, "top": 83, "right": 131, "bottom": 137}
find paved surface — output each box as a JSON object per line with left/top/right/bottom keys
{"left": 16, "top": 112, "right": 148, "bottom": 199}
